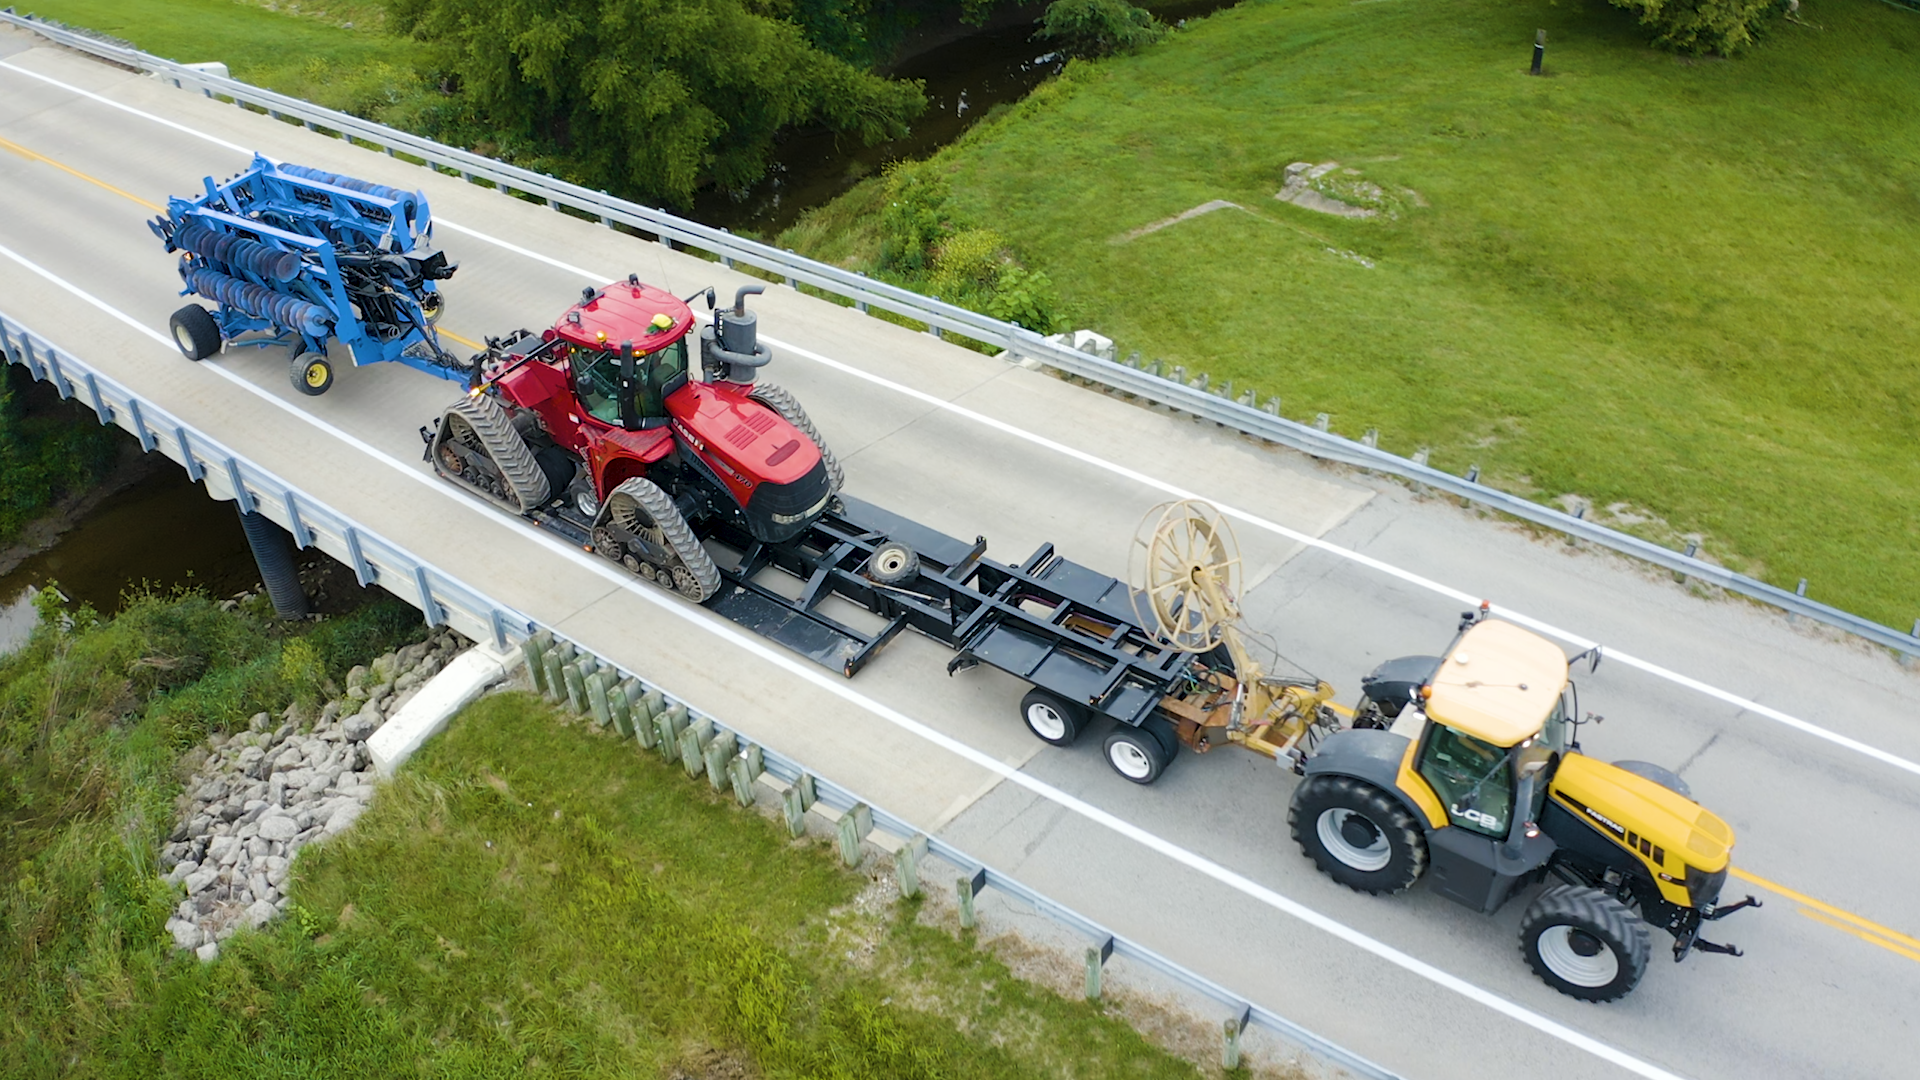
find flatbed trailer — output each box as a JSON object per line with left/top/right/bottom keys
{"left": 523, "top": 488, "right": 1337, "bottom": 782}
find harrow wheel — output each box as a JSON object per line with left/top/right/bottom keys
{"left": 291, "top": 354, "right": 334, "bottom": 396}
{"left": 169, "top": 305, "right": 221, "bottom": 361}
{"left": 595, "top": 477, "right": 721, "bottom": 602}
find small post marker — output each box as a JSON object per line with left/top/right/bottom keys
{"left": 781, "top": 785, "right": 806, "bottom": 837}
{"left": 1223, "top": 1005, "right": 1252, "bottom": 1069}
{"left": 837, "top": 803, "right": 869, "bottom": 867}
{"left": 1085, "top": 936, "right": 1114, "bottom": 1001}
{"left": 957, "top": 868, "right": 986, "bottom": 930}
{"left": 895, "top": 834, "right": 930, "bottom": 898}
{"left": 1531, "top": 29, "right": 1546, "bottom": 75}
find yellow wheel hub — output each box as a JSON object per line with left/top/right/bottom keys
{"left": 304, "top": 363, "right": 328, "bottom": 387}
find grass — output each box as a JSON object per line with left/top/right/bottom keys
{"left": 782, "top": 0, "right": 1920, "bottom": 630}
{"left": 1, "top": 589, "right": 1236, "bottom": 1079}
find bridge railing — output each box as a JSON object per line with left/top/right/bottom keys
{"left": 0, "top": 307, "right": 1400, "bottom": 1079}
{"left": 4, "top": 6, "right": 1914, "bottom": 662}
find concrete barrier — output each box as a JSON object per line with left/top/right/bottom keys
{"left": 367, "top": 640, "right": 522, "bottom": 776}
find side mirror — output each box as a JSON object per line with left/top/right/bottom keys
{"left": 1518, "top": 758, "right": 1550, "bottom": 780}
{"left": 618, "top": 340, "right": 638, "bottom": 430}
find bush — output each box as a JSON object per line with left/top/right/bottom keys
{"left": 1037, "top": 0, "right": 1166, "bottom": 59}
{"left": 1605, "top": 0, "right": 1778, "bottom": 54}
{"left": 878, "top": 161, "right": 955, "bottom": 274}
{"left": 986, "top": 265, "right": 1066, "bottom": 334}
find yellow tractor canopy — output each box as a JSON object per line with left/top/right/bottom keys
{"left": 1425, "top": 619, "right": 1571, "bottom": 747}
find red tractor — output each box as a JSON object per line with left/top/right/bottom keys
{"left": 427, "top": 279, "right": 844, "bottom": 600}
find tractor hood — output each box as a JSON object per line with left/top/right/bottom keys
{"left": 1549, "top": 754, "right": 1734, "bottom": 875}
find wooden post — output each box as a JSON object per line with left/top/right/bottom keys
{"left": 523, "top": 632, "right": 550, "bottom": 695}
{"left": 609, "top": 680, "right": 634, "bottom": 737}
{"left": 542, "top": 652, "right": 566, "bottom": 703}
{"left": 851, "top": 803, "right": 873, "bottom": 841}
{"left": 795, "top": 772, "right": 817, "bottom": 811}
{"left": 836, "top": 803, "right": 869, "bottom": 867}
{"left": 562, "top": 662, "right": 588, "bottom": 713}
{"left": 895, "top": 834, "right": 929, "bottom": 898}
{"left": 678, "top": 724, "right": 706, "bottom": 778}
{"left": 631, "top": 686, "right": 659, "bottom": 748}
{"left": 657, "top": 704, "right": 686, "bottom": 761}
{"left": 744, "top": 743, "right": 764, "bottom": 780}
{"left": 728, "top": 754, "right": 755, "bottom": 807}
{"left": 585, "top": 671, "right": 612, "bottom": 727}
{"left": 956, "top": 868, "right": 985, "bottom": 930}
{"left": 781, "top": 784, "right": 806, "bottom": 837}
{"left": 704, "top": 731, "right": 737, "bottom": 790}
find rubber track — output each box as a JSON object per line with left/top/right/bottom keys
{"left": 601, "top": 477, "right": 722, "bottom": 601}
{"left": 444, "top": 395, "right": 550, "bottom": 513}
{"left": 750, "top": 382, "right": 845, "bottom": 493}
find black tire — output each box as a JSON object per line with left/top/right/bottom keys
{"left": 867, "top": 541, "right": 919, "bottom": 585}
{"left": 291, "top": 354, "right": 333, "bottom": 396}
{"left": 1519, "top": 884, "right": 1652, "bottom": 1002}
{"left": 1103, "top": 723, "right": 1173, "bottom": 784}
{"left": 1288, "top": 775, "right": 1429, "bottom": 894}
{"left": 1020, "top": 689, "right": 1086, "bottom": 747}
{"left": 1611, "top": 760, "right": 1692, "bottom": 799}
{"left": 749, "top": 382, "right": 845, "bottom": 493}
{"left": 169, "top": 305, "right": 221, "bottom": 361}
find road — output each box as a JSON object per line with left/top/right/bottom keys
{"left": 2, "top": 25, "right": 1916, "bottom": 1079}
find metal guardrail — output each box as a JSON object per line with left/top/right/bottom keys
{"left": 4, "top": 6, "right": 1913, "bottom": 660}
{"left": 0, "top": 309, "right": 1399, "bottom": 1079}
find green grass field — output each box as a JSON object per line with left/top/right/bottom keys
{"left": 786, "top": 0, "right": 1920, "bottom": 631}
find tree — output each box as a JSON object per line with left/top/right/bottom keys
{"left": 386, "top": 0, "right": 925, "bottom": 205}
{"left": 1604, "top": 0, "right": 1778, "bottom": 55}
{"left": 1036, "top": 0, "right": 1166, "bottom": 60}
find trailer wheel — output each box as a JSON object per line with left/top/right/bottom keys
{"left": 169, "top": 305, "right": 221, "bottom": 361}
{"left": 867, "top": 541, "right": 919, "bottom": 585}
{"left": 1519, "top": 885, "right": 1651, "bottom": 1002}
{"left": 1288, "top": 775, "right": 1428, "bottom": 893}
{"left": 1020, "top": 689, "right": 1086, "bottom": 747}
{"left": 1104, "top": 723, "right": 1173, "bottom": 784}
{"left": 291, "top": 354, "right": 334, "bottom": 396}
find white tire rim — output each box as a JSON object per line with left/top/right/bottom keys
{"left": 173, "top": 322, "right": 195, "bottom": 354}
{"left": 1026, "top": 702, "right": 1068, "bottom": 741}
{"left": 1537, "top": 925, "right": 1621, "bottom": 987}
{"left": 1108, "top": 737, "right": 1154, "bottom": 780}
{"left": 1316, "top": 808, "right": 1392, "bottom": 872}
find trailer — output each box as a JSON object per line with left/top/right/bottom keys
{"left": 152, "top": 154, "right": 462, "bottom": 395}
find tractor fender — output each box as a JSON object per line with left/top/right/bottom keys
{"left": 1301, "top": 728, "right": 1433, "bottom": 827}
{"left": 1358, "top": 654, "right": 1441, "bottom": 718}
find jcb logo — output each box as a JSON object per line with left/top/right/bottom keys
{"left": 1452, "top": 805, "right": 1503, "bottom": 831}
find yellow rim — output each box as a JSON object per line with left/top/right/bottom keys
{"left": 304, "top": 363, "right": 329, "bottom": 388}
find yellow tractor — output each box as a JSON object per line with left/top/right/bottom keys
{"left": 1290, "top": 605, "right": 1760, "bottom": 1000}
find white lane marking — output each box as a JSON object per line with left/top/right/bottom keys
{"left": 0, "top": 231, "right": 1692, "bottom": 1080}
{"left": 0, "top": 58, "right": 254, "bottom": 156}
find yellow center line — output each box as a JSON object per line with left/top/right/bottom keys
{"left": 1, "top": 133, "right": 488, "bottom": 353}
{"left": 0, "top": 133, "right": 162, "bottom": 210}
{"left": 1730, "top": 866, "right": 1920, "bottom": 954}
{"left": 1796, "top": 907, "right": 1920, "bottom": 964}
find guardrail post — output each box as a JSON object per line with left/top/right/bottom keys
{"left": 678, "top": 715, "right": 710, "bottom": 776}
{"left": 523, "top": 631, "right": 550, "bottom": 695}
{"left": 223, "top": 457, "right": 255, "bottom": 513}
{"left": 563, "top": 661, "right": 588, "bottom": 714}
{"left": 1223, "top": 1004, "right": 1252, "bottom": 1069}
{"left": 781, "top": 783, "right": 806, "bottom": 837}
{"left": 957, "top": 868, "right": 985, "bottom": 930}
{"left": 727, "top": 748, "right": 755, "bottom": 806}
{"left": 173, "top": 426, "right": 205, "bottom": 481}
{"left": 836, "top": 802, "right": 869, "bottom": 867}
{"left": 704, "top": 731, "right": 736, "bottom": 790}
{"left": 126, "top": 397, "right": 156, "bottom": 451}
{"left": 895, "top": 833, "right": 929, "bottom": 898}
{"left": 630, "top": 686, "right": 659, "bottom": 747}
{"left": 541, "top": 648, "right": 566, "bottom": 703}
{"left": 608, "top": 678, "right": 634, "bottom": 736}
{"left": 413, "top": 565, "right": 445, "bottom": 626}
{"left": 1085, "top": 935, "right": 1114, "bottom": 1001}
{"left": 343, "top": 525, "right": 374, "bottom": 585}
{"left": 282, "top": 490, "right": 312, "bottom": 548}
{"left": 656, "top": 704, "right": 686, "bottom": 761}
{"left": 586, "top": 670, "right": 612, "bottom": 727}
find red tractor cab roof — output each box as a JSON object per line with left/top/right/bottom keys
{"left": 551, "top": 281, "right": 695, "bottom": 353}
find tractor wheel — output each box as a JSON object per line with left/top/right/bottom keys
{"left": 1519, "top": 884, "right": 1651, "bottom": 1002}
{"left": 1288, "top": 775, "right": 1428, "bottom": 894}
{"left": 1020, "top": 689, "right": 1087, "bottom": 748}
{"left": 749, "top": 382, "right": 845, "bottom": 493}
{"left": 1611, "top": 761, "right": 1692, "bottom": 799}
{"left": 1103, "top": 717, "right": 1178, "bottom": 785}
{"left": 436, "top": 395, "right": 551, "bottom": 514}
{"left": 598, "top": 477, "right": 721, "bottom": 602}
{"left": 867, "top": 541, "right": 919, "bottom": 585}
{"left": 169, "top": 305, "right": 221, "bottom": 361}
{"left": 291, "top": 354, "right": 334, "bottom": 396}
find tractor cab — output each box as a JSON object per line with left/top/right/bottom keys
{"left": 552, "top": 280, "right": 695, "bottom": 431}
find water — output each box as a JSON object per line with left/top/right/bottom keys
{"left": 691, "top": 0, "right": 1241, "bottom": 235}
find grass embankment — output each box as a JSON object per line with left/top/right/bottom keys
{"left": 784, "top": 0, "right": 1920, "bottom": 629}
{"left": 2, "top": 592, "right": 1221, "bottom": 1079}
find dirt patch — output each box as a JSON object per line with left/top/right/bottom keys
{"left": 664, "top": 1047, "right": 759, "bottom": 1080}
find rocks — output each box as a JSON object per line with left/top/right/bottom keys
{"left": 158, "top": 629, "right": 472, "bottom": 959}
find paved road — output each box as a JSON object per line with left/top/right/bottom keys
{"left": 3, "top": 27, "right": 1916, "bottom": 1079}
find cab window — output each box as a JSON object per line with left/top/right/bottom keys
{"left": 637, "top": 339, "right": 687, "bottom": 420}
{"left": 570, "top": 347, "right": 623, "bottom": 425}
{"left": 1540, "top": 692, "right": 1571, "bottom": 754}
{"left": 1418, "top": 724, "right": 1514, "bottom": 837}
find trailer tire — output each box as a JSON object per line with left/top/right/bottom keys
{"left": 1289, "top": 775, "right": 1428, "bottom": 894}
{"left": 867, "top": 541, "right": 919, "bottom": 585}
{"left": 749, "top": 382, "right": 844, "bottom": 493}
{"left": 169, "top": 305, "right": 221, "bottom": 361}
{"left": 291, "top": 354, "right": 334, "bottom": 396}
{"left": 1519, "top": 885, "right": 1651, "bottom": 1002}
{"left": 1020, "top": 689, "right": 1086, "bottom": 747}
{"left": 1104, "top": 723, "right": 1173, "bottom": 784}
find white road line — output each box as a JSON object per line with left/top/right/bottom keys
{"left": 0, "top": 196, "right": 1692, "bottom": 1080}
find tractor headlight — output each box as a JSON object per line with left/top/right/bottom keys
{"left": 1686, "top": 864, "right": 1728, "bottom": 910}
